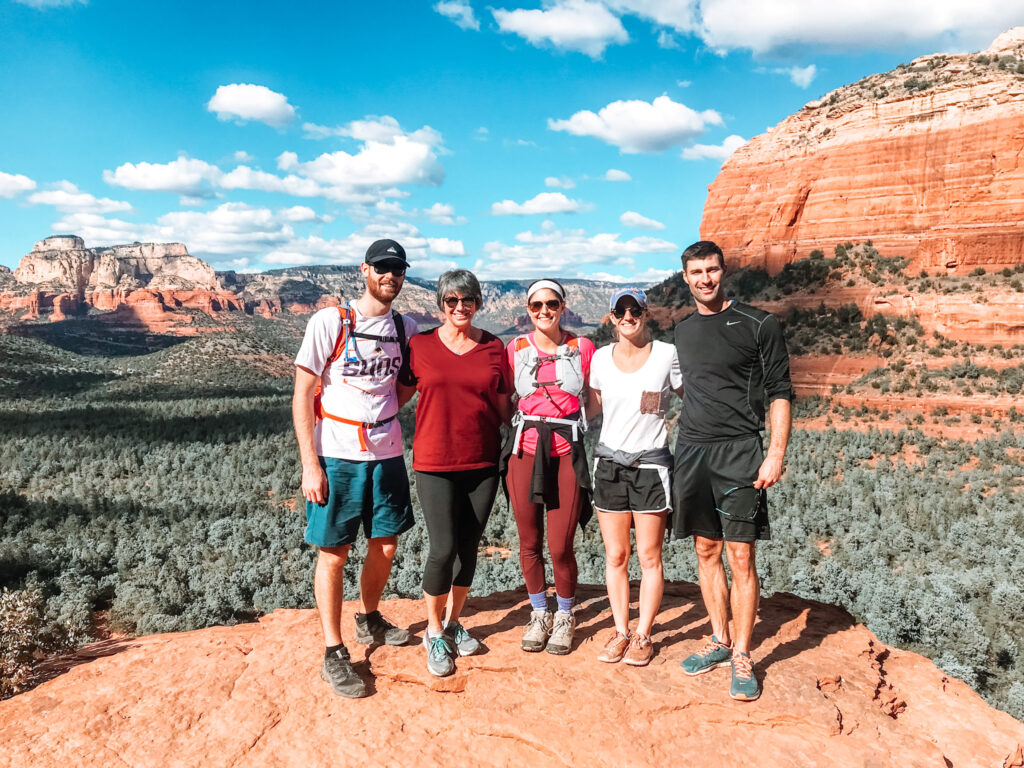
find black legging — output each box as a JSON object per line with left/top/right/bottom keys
{"left": 416, "top": 467, "right": 500, "bottom": 597}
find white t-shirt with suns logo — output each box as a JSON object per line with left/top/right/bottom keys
{"left": 295, "top": 304, "right": 418, "bottom": 461}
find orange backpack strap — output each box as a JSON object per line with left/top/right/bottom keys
{"left": 513, "top": 335, "right": 531, "bottom": 352}
{"left": 325, "top": 305, "right": 352, "bottom": 366}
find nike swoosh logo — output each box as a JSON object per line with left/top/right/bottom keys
{"left": 726, "top": 320, "right": 742, "bottom": 326}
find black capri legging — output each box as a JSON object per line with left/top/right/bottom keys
{"left": 416, "top": 467, "right": 500, "bottom": 597}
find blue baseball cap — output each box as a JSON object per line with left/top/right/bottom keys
{"left": 609, "top": 286, "right": 647, "bottom": 311}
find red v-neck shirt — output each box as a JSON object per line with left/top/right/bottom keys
{"left": 406, "top": 327, "right": 512, "bottom": 471}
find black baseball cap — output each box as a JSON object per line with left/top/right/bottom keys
{"left": 364, "top": 239, "right": 410, "bottom": 268}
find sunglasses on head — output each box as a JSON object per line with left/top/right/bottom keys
{"left": 372, "top": 263, "right": 406, "bottom": 277}
{"left": 443, "top": 295, "right": 477, "bottom": 309}
{"left": 528, "top": 299, "right": 562, "bottom": 312}
{"left": 611, "top": 304, "right": 645, "bottom": 319}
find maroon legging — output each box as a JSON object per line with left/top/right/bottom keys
{"left": 506, "top": 451, "right": 583, "bottom": 597}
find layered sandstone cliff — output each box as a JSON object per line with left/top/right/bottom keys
{"left": 1, "top": 585, "right": 1022, "bottom": 768}
{"left": 701, "top": 28, "right": 1024, "bottom": 274}
{"left": 11, "top": 235, "right": 218, "bottom": 293}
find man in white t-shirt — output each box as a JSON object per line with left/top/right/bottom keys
{"left": 292, "top": 238, "right": 419, "bottom": 698}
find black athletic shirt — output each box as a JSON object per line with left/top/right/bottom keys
{"left": 673, "top": 301, "right": 794, "bottom": 443}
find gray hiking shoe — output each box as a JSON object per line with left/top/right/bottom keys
{"left": 681, "top": 635, "right": 732, "bottom": 676}
{"left": 354, "top": 610, "right": 410, "bottom": 646}
{"left": 445, "top": 621, "right": 481, "bottom": 656}
{"left": 521, "top": 610, "right": 553, "bottom": 652}
{"left": 320, "top": 647, "right": 368, "bottom": 698}
{"left": 423, "top": 631, "right": 455, "bottom": 677}
{"left": 546, "top": 610, "right": 575, "bottom": 656}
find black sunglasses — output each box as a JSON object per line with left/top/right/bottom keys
{"left": 528, "top": 299, "right": 562, "bottom": 312}
{"left": 611, "top": 304, "right": 645, "bottom": 319}
{"left": 372, "top": 263, "right": 406, "bottom": 277}
{"left": 443, "top": 296, "right": 478, "bottom": 309}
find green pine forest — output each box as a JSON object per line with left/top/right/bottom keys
{"left": 1, "top": 257, "right": 1023, "bottom": 721}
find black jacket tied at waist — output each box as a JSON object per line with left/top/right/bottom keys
{"left": 499, "top": 410, "right": 592, "bottom": 529}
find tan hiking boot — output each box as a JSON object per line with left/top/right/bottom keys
{"left": 546, "top": 610, "right": 575, "bottom": 655}
{"left": 521, "top": 610, "right": 553, "bottom": 652}
{"left": 597, "top": 631, "right": 631, "bottom": 663}
{"left": 623, "top": 633, "right": 654, "bottom": 666}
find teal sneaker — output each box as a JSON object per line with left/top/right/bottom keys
{"left": 680, "top": 635, "right": 732, "bottom": 676}
{"left": 730, "top": 651, "right": 761, "bottom": 701}
{"left": 445, "top": 621, "right": 481, "bottom": 656}
{"left": 423, "top": 631, "right": 455, "bottom": 677}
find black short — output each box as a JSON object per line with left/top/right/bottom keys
{"left": 593, "top": 459, "right": 670, "bottom": 514}
{"left": 671, "top": 435, "right": 770, "bottom": 542}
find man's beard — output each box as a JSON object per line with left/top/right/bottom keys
{"left": 368, "top": 278, "right": 400, "bottom": 304}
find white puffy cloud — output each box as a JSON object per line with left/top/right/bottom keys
{"left": 776, "top": 63, "right": 817, "bottom": 88}
{"left": 303, "top": 115, "right": 420, "bottom": 143}
{"left": 493, "top": 0, "right": 629, "bottom": 58}
{"left": 219, "top": 165, "right": 331, "bottom": 198}
{"left": 619, "top": 210, "right": 665, "bottom": 230}
{"left": 681, "top": 133, "right": 747, "bottom": 161}
{"left": 491, "top": 192, "right": 587, "bottom": 215}
{"left": 105, "top": 117, "right": 445, "bottom": 207}
{"left": 427, "top": 237, "right": 466, "bottom": 256}
{"left": 286, "top": 122, "right": 445, "bottom": 194}
{"left": 697, "top": 0, "right": 1019, "bottom": 55}
{"left": 103, "top": 157, "right": 223, "bottom": 197}
{"left": 474, "top": 224, "right": 677, "bottom": 279}
{"left": 604, "top": 168, "right": 632, "bottom": 181}
{"left": 606, "top": 0, "right": 699, "bottom": 32}
{"left": 207, "top": 84, "right": 296, "bottom": 128}
{"left": 545, "top": 176, "right": 576, "bottom": 189}
{"left": 0, "top": 171, "right": 37, "bottom": 198}
{"left": 657, "top": 30, "right": 681, "bottom": 49}
{"left": 28, "top": 181, "right": 132, "bottom": 214}
{"left": 435, "top": 0, "right": 480, "bottom": 30}
{"left": 422, "top": 202, "right": 468, "bottom": 225}
{"left": 51, "top": 203, "right": 324, "bottom": 262}
{"left": 549, "top": 95, "right": 722, "bottom": 153}
{"left": 590, "top": 267, "right": 676, "bottom": 284}
{"left": 233, "top": 150, "right": 255, "bottom": 163}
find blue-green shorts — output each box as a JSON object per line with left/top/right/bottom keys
{"left": 304, "top": 456, "right": 414, "bottom": 547}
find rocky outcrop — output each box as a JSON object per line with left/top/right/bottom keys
{"left": 1, "top": 584, "right": 1021, "bottom": 767}
{"left": 701, "top": 28, "right": 1024, "bottom": 275}
{"left": 12, "top": 236, "right": 218, "bottom": 293}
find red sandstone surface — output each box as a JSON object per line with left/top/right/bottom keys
{"left": 701, "top": 33, "right": 1024, "bottom": 277}
{"left": 1, "top": 584, "right": 1021, "bottom": 768}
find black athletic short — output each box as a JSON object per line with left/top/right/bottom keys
{"left": 671, "top": 434, "right": 770, "bottom": 542}
{"left": 593, "top": 459, "right": 671, "bottom": 514}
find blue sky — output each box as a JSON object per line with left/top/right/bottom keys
{"left": 1, "top": 0, "right": 1020, "bottom": 282}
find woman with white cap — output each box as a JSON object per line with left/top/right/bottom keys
{"left": 588, "top": 287, "right": 682, "bottom": 666}
{"left": 500, "top": 278, "right": 596, "bottom": 656}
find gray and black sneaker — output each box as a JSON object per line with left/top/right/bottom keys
{"left": 546, "top": 609, "right": 575, "bottom": 656}
{"left": 354, "top": 610, "right": 410, "bottom": 646}
{"left": 445, "top": 621, "right": 481, "bottom": 656}
{"left": 320, "top": 647, "right": 368, "bottom": 698}
{"left": 423, "top": 631, "right": 456, "bottom": 677}
{"left": 521, "top": 610, "right": 553, "bottom": 652}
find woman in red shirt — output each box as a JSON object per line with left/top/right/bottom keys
{"left": 400, "top": 269, "right": 511, "bottom": 678}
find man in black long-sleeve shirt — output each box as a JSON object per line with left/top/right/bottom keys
{"left": 672, "top": 240, "right": 794, "bottom": 702}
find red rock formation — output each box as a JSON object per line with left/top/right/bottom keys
{"left": 50, "top": 292, "right": 81, "bottom": 322}
{"left": 701, "top": 30, "right": 1024, "bottom": 275}
{"left": 1, "top": 584, "right": 1021, "bottom": 767}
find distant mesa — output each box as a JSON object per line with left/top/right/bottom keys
{"left": 701, "top": 27, "right": 1024, "bottom": 275}
{"left": 0, "top": 236, "right": 623, "bottom": 333}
